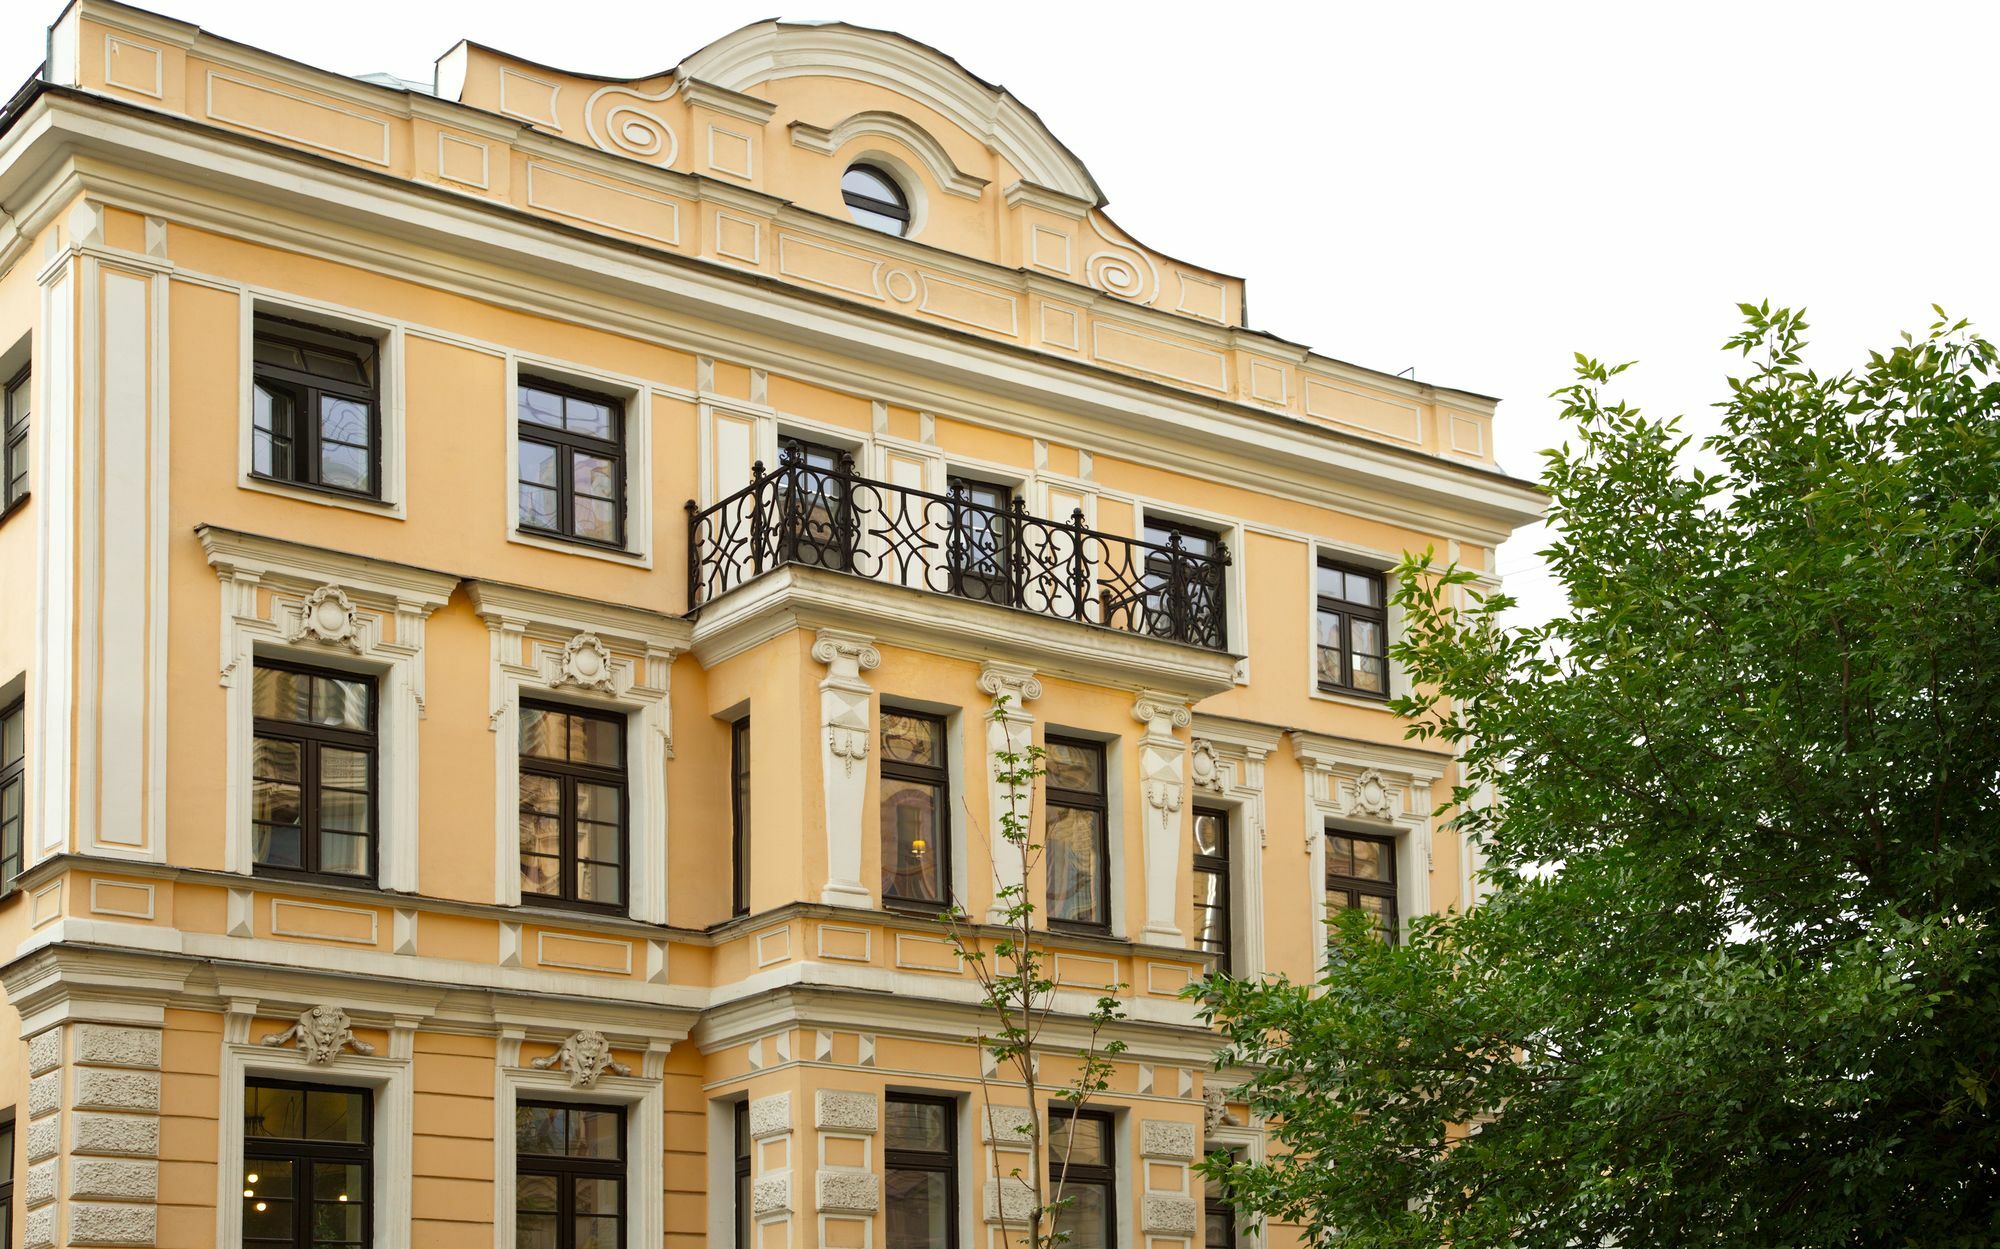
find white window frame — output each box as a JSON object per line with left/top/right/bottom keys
{"left": 200, "top": 527, "right": 458, "bottom": 893}
{"left": 506, "top": 353, "right": 654, "bottom": 567}
{"left": 238, "top": 292, "right": 407, "bottom": 517}
{"left": 1185, "top": 717, "right": 1279, "bottom": 980}
{"left": 467, "top": 582, "right": 688, "bottom": 925}
{"left": 1305, "top": 538, "right": 1409, "bottom": 710}
{"left": 1290, "top": 733, "right": 1446, "bottom": 976}
{"left": 492, "top": 1043, "right": 666, "bottom": 1249}
{"left": 215, "top": 1022, "right": 414, "bottom": 1249}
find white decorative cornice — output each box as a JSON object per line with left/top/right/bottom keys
{"left": 1003, "top": 179, "right": 1093, "bottom": 219}
{"left": 530, "top": 1029, "right": 633, "bottom": 1088}
{"left": 465, "top": 580, "right": 691, "bottom": 655}
{"left": 261, "top": 1005, "right": 376, "bottom": 1065}
{"left": 197, "top": 525, "right": 460, "bottom": 608}
{"left": 680, "top": 77, "right": 779, "bottom": 124}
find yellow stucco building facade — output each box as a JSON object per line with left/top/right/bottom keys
{"left": 0, "top": 4, "right": 1542, "bottom": 1247}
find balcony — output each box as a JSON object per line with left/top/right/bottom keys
{"left": 686, "top": 447, "right": 1231, "bottom": 651}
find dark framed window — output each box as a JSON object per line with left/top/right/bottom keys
{"left": 885, "top": 1094, "right": 957, "bottom": 1249}
{"left": 1315, "top": 560, "right": 1388, "bottom": 697}
{"left": 516, "top": 1101, "right": 626, "bottom": 1249}
{"left": 0, "top": 1109, "right": 14, "bottom": 1249}
{"left": 251, "top": 661, "right": 376, "bottom": 883}
{"left": 733, "top": 1102, "right": 752, "bottom": 1249}
{"left": 1192, "top": 808, "right": 1231, "bottom": 971}
{"left": 1048, "top": 1108, "right": 1115, "bottom": 1249}
{"left": 1204, "top": 1149, "right": 1239, "bottom": 1249}
{"left": 517, "top": 377, "right": 626, "bottom": 548}
{"left": 732, "top": 717, "right": 752, "bottom": 917}
{"left": 251, "top": 314, "right": 381, "bottom": 499}
{"left": 779, "top": 437, "right": 854, "bottom": 573}
{"left": 1326, "top": 830, "right": 1398, "bottom": 944}
{"left": 1045, "top": 737, "right": 1110, "bottom": 931}
{"left": 1142, "top": 517, "right": 1228, "bottom": 643}
{"left": 4, "top": 365, "right": 28, "bottom": 513}
{"left": 518, "top": 702, "right": 628, "bottom": 912}
{"left": 1, "top": 697, "right": 23, "bottom": 886}
{"left": 242, "top": 1077, "right": 371, "bottom": 1249}
{"left": 945, "top": 475, "right": 1011, "bottom": 606}
{"left": 881, "top": 710, "right": 949, "bottom": 908}
{"left": 842, "top": 164, "right": 911, "bottom": 236}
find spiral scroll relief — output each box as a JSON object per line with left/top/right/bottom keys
{"left": 1086, "top": 249, "right": 1157, "bottom": 304}
{"left": 583, "top": 84, "right": 680, "bottom": 167}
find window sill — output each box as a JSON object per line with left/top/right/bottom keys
{"left": 241, "top": 473, "right": 404, "bottom": 519}
{"left": 0, "top": 492, "right": 28, "bottom": 526}
{"left": 508, "top": 527, "right": 652, "bottom": 569}
{"left": 517, "top": 895, "right": 633, "bottom": 922}
{"left": 1308, "top": 686, "right": 1395, "bottom": 713}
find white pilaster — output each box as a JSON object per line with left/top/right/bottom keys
{"left": 1132, "top": 690, "right": 1192, "bottom": 944}
{"left": 976, "top": 662, "right": 1041, "bottom": 923}
{"left": 813, "top": 629, "right": 880, "bottom": 908}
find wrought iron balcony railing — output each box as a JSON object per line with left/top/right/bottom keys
{"left": 686, "top": 446, "right": 1231, "bottom": 650}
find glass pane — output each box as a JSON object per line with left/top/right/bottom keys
{"left": 318, "top": 788, "right": 368, "bottom": 834}
{"left": 880, "top": 713, "right": 941, "bottom": 767}
{"left": 1193, "top": 811, "right": 1226, "bottom": 857}
{"left": 519, "top": 771, "right": 560, "bottom": 816}
{"left": 312, "top": 1161, "right": 365, "bottom": 1202}
{"left": 519, "top": 483, "right": 558, "bottom": 530}
{"left": 842, "top": 166, "right": 901, "bottom": 204}
{"left": 520, "top": 387, "right": 564, "bottom": 428}
{"left": 2, "top": 709, "right": 18, "bottom": 765}
{"left": 518, "top": 439, "right": 558, "bottom": 489}
{"left": 318, "top": 747, "right": 368, "bottom": 790}
{"left": 573, "top": 495, "right": 619, "bottom": 543}
{"left": 319, "top": 394, "right": 370, "bottom": 447}
{"left": 300, "top": 347, "right": 367, "bottom": 385}
{"left": 1349, "top": 838, "right": 1392, "bottom": 882}
{"left": 577, "top": 781, "right": 622, "bottom": 824}
{"left": 578, "top": 861, "right": 623, "bottom": 905}
{"left": 572, "top": 1107, "right": 623, "bottom": 1159}
{"left": 516, "top": 1212, "right": 559, "bottom": 1249}
{"left": 1048, "top": 1114, "right": 1107, "bottom": 1167}
{"left": 1352, "top": 655, "right": 1386, "bottom": 693}
{"left": 565, "top": 396, "right": 615, "bottom": 439}
{"left": 1358, "top": 893, "right": 1396, "bottom": 941}
{"left": 1044, "top": 740, "right": 1101, "bottom": 794}
{"left": 319, "top": 831, "right": 369, "bottom": 877}
{"left": 317, "top": 439, "right": 371, "bottom": 493}
{"left": 575, "top": 1215, "right": 621, "bottom": 1249}
{"left": 577, "top": 820, "right": 621, "bottom": 864}
{"left": 1316, "top": 610, "right": 1343, "bottom": 649}
{"left": 517, "top": 1174, "right": 559, "bottom": 1212}
{"left": 519, "top": 813, "right": 560, "bottom": 861}
{"left": 252, "top": 759, "right": 302, "bottom": 811}
{"left": 242, "top": 1195, "right": 292, "bottom": 1241}
{"left": 574, "top": 1176, "right": 622, "bottom": 1214}
{"left": 1207, "top": 1211, "right": 1233, "bottom": 1248}
{"left": 520, "top": 708, "right": 565, "bottom": 760}
{"left": 312, "top": 675, "right": 370, "bottom": 730}
{"left": 305, "top": 1088, "right": 366, "bottom": 1141}
{"left": 253, "top": 667, "right": 313, "bottom": 723}
{"left": 244, "top": 1085, "right": 303, "bottom": 1138}
{"left": 1351, "top": 619, "right": 1383, "bottom": 658}
{"left": 1053, "top": 1182, "right": 1108, "bottom": 1249}
{"left": 573, "top": 715, "right": 621, "bottom": 765}
{"left": 885, "top": 1100, "right": 950, "bottom": 1153}
{"left": 1346, "top": 571, "right": 1381, "bottom": 605}
{"left": 520, "top": 854, "right": 561, "bottom": 897}
{"left": 1326, "top": 835, "right": 1355, "bottom": 878}
{"left": 880, "top": 779, "right": 943, "bottom": 903}
{"left": 573, "top": 451, "right": 616, "bottom": 501}
{"left": 517, "top": 1105, "right": 566, "bottom": 1156}
{"left": 312, "top": 1196, "right": 365, "bottom": 1243}
{"left": 1046, "top": 807, "right": 1105, "bottom": 924}
{"left": 253, "top": 824, "right": 302, "bottom": 870}
{"left": 885, "top": 1167, "right": 949, "bottom": 1249}
{"left": 846, "top": 203, "right": 907, "bottom": 235}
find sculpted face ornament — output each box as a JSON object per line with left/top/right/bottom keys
{"left": 1204, "top": 1086, "right": 1242, "bottom": 1130}
{"left": 292, "top": 584, "right": 363, "bottom": 651}
{"left": 532, "top": 1029, "right": 633, "bottom": 1088}
{"left": 262, "top": 1005, "right": 376, "bottom": 1065}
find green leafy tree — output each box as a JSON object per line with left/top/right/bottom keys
{"left": 1191, "top": 306, "right": 2000, "bottom": 1248}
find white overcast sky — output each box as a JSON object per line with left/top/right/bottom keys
{"left": 7, "top": 1, "right": 1997, "bottom": 621}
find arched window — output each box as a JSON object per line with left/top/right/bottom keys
{"left": 841, "top": 163, "right": 911, "bottom": 236}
